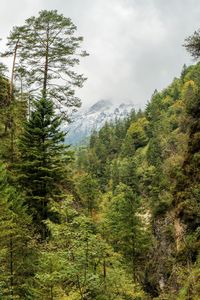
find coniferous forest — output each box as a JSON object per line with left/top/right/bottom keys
{"left": 0, "top": 9, "right": 200, "bottom": 300}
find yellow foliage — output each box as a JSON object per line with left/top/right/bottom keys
{"left": 181, "top": 80, "right": 197, "bottom": 100}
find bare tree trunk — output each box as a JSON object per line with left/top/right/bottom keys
{"left": 71, "top": 251, "right": 84, "bottom": 300}
{"left": 10, "top": 236, "right": 14, "bottom": 300}
{"left": 10, "top": 39, "right": 19, "bottom": 103}
{"left": 84, "top": 236, "right": 89, "bottom": 285}
{"left": 43, "top": 26, "right": 49, "bottom": 100}
{"left": 50, "top": 285, "right": 53, "bottom": 299}
{"left": 103, "top": 258, "right": 107, "bottom": 290}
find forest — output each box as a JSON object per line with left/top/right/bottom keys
{"left": 0, "top": 9, "right": 200, "bottom": 300}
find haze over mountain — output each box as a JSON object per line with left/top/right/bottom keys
{"left": 65, "top": 99, "right": 134, "bottom": 145}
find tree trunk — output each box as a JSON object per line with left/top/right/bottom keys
{"left": 43, "top": 26, "right": 49, "bottom": 100}
{"left": 10, "top": 235, "right": 14, "bottom": 300}
{"left": 103, "top": 258, "right": 107, "bottom": 290}
{"left": 10, "top": 39, "right": 19, "bottom": 103}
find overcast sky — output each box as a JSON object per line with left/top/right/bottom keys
{"left": 0, "top": 0, "right": 199, "bottom": 108}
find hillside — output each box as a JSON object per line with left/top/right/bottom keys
{"left": 76, "top": 62, "right": 200, "bottom": 298}
{"left": 0, "top": 9, "right": 200, "bottom": 300}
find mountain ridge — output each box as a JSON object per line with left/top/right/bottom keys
{"left": 64, "top": 99, "right": 134, "bottom": 145}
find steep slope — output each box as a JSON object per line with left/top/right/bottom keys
{"left": 76, "top": 63, "right": 200, "bottom": 299}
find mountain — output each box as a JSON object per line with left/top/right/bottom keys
{"left": 64, "top": 100, "right": 133, "bottom": 145}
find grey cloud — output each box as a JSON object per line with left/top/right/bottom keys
{"left": 0, "top": 0, "right": 199, "bottom": 108}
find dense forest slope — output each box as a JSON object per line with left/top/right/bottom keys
{"left": 76, "top": 62, "right": 200, "bottom": 298}
{"left": 0, "top": 10, "right": 200, "bottom": 300}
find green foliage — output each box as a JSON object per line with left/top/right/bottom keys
{"left": 103, "top": 184, "right": 150, "bottom": 274}
{"left": 75, "top": 173, "right": 101, "bottom": 216}
{"left": 3, "top": 10, "right": 88, "bottom": 115}
{"left": 34, "top": 198, "right": 144, "bottom": 300}
{"left": 126, "top": 117, "right": 149, "bottom": 150}
{"left": 1, "top": 15, "right": 200, "bottom": 300}
{"left": 184, "top": 29, "right": 200, "bottom": 60}
{"left": 16, "top": 97, "right": 72, "bottom": 238}
{"left": 79, "top": 60, "right": 200, "bottom": 297}
{"left": 0, "top": 163, "right": 37, "bottom": 299}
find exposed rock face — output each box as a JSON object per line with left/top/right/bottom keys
{"left": 143, "top": 210, "right": 194, "bottom": 298}
{"left": 174, "top": 218, "right": 186, "bottom": 251}
{"left": 143, "top": 213, "right": 177, "bottom": 297}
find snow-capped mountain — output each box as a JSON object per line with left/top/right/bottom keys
{"left": 64, "top": 99, "right": 133, "bottom": 145}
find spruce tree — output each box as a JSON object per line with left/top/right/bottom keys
{"left": 17, "top": 97, "right": 71, "bottom": 238}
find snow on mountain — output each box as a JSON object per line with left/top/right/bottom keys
{"left": 64, "top": 99, "right": 133, "bottom": 145}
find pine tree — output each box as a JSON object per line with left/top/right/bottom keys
{"left": 184, "top": 29, "right": 200, "bottom": 60}
{"left": 4, "top": 10, "right": 88, "bottom": 116}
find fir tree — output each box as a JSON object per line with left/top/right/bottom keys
{"left": 17, "top": 97, "right": 72, "bottom": 238}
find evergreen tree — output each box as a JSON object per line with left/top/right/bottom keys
{"left": 104, "top": 184, "right": 148, "bottom": 281}
{"left": 0, "top": 163, "right": 37, "bottom": 299}
{"left": 184, "top": 29, "right": 200, "bottom": 60}
{"left": 17, "top": 97, "right": 72, "bottom": 238}
{"left": 0, "top": 72, "right": 26, "bottom": 163}
{"left": 2, "top": 25, "right": 27, "bottom": 104}
{"left": 0, "top": 63, "right": 8, "bottom": 77}
{"left": 175, "top": 79, "right": 200, "bottom": 232}
{"left": 4, "top": 10, "right": 88, "bottom": 116}
{"left": 75, "top": 173, "right": 100, "bottom": 216}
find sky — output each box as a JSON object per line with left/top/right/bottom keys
{"left": 0, "top": 0, "right": 200, "bottom": 109}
